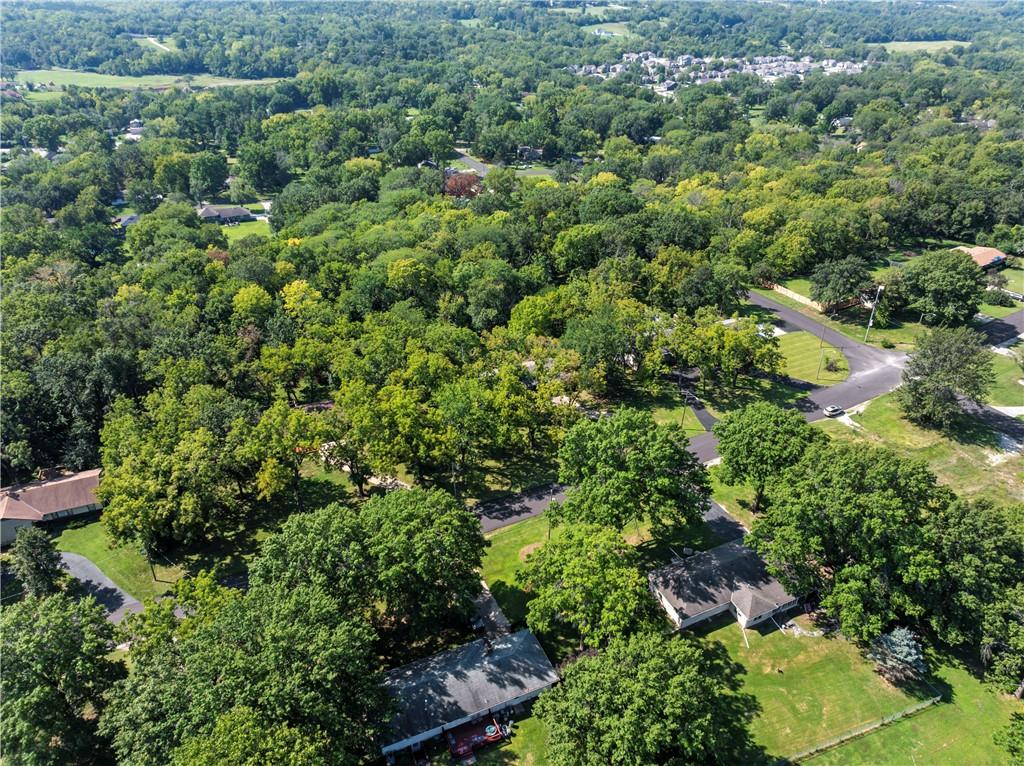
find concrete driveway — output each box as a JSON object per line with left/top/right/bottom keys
{"left": 61, "top": 552, "right": 142, "bottom": 624}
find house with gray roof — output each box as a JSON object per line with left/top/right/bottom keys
{"left": 196, "top": 204, "right": 254, "bottom": 223}
{"left": 649, "top": 541, "right": 798, "bottom": 630}
{"left": 381, "top": 629, "right": 558, "bottom": 757}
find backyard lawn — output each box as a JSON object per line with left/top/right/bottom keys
{"left": 222, "top": 218, "right": 271, "bottom": 242}
{"left": 709, "top": 466, "right": 756, "bottom": 530}
{"left": 53, "top": 518, "right": 182, "bottom": 601}
{"left": 815, "top": 393, "right": 1024, "bottom": 506}
{"left": 806, "top": 651, "right": 1018, "bottom": 766}
{"left": 778, "top": 331, "right": 849, "bottom": 384}
{"left": 477, "top": 714, "right": 548, "bottom": 766}
{"left": 702, "top": 614, "right": 931, "bottom": 760}
{"left": 989, "top": 352, "right": 1023, "bottom": 407}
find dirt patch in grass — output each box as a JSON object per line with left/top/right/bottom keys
{"left": 518, "top": 542, "right": 543, "bottom": 562}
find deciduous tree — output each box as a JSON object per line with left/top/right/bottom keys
{"left": 553, "top": 408, "right": 709, "bottom": 533}
{"left": 713, "top": 402, "right": 822, "bottom": 513}
{"left": 533, "top": 632, "right": 761, "bottom": 766}
{"left": 360, "top": 488, "right": 485, "bottom": 629}
{"left": 516, "top": 524, "right": 656, "bottom": 649}
{"left": 2, "top": 594, "right": 120, "bottom": 766}
{"left": 896, "top": 326, "right": 995, "bottom": 429}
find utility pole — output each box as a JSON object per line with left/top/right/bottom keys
{"left": 863, "top": 285, "right": 885, "bottom": 343}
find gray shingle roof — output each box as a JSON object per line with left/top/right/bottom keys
{"left": 383, "top": 630, "right": 558, "bottom": 746}
{"left": 649, "top": 541, "right": 795, "bottom": 623}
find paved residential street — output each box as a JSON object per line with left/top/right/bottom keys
{"left": 979, "top": 308, "right": 1024, "bottom": 345}
{"left": 480, "top": 290, "right": 913, "bottom": 528}
{"left": 453, "top": 150, "right": 491, "bottom": 177}
{"left": 61, "top": 552, "right": 142, "bottom": 624}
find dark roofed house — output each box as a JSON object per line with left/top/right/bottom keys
{"left": 196, "top": 204, "right": 254, "bottom": 223}
{"left": 381, "top": 629, "right": 558, "bottom": 759}
{"left": 649, "top": 541, "right": 798, "bottom": 631}
{"left": 954, "top": 245, "right": 1007, "bottom": 271}
{"left": 0, "top": 469, "right": 103, "bottom": 546}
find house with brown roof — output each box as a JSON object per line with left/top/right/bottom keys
{"left": 0, "top": 469, "right": 102, "bottom": 545}
{"left": 955, "top": 245, "right": 1007, "bottom": 270}
{"left": 648, "top": 541, "right": 799, "bottom": 630}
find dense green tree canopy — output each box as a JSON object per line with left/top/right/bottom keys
{"left": 1, "top": 594, "right": 121, "bottom": 766}
{"left": 534, "top": 632, "right": 762, "bottom": 766}
{"left": 553, "top": 408, "right": 710, "bottom": 533}
{"left": 517, "top": 523, "right": 657, "bottom": 649}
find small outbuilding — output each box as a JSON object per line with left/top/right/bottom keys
{"left": 955, "top": 245, "right": 1007, "bottom": 270}
{"left": 649, "top": 541, "right": 798, "bottom": 631}
{"left": 0, "top": 469, "right": 103, "bottom": 546}
{"left": 381, "top": 629, "right": 558, "bottom": 758}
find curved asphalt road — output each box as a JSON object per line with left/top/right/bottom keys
{"left": 477, "top": 290, "right": 909, "bottom": 529}
{"left": 61, "top": 552, "right": 142, "bottom": 624}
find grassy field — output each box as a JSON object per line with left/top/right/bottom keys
{"left": 1004, "top": 264, "right": 1024, "bottom": 295}
{"left": 702, "top": 614, "right": 929, "bottom": 759}
{"left": 989, "top": 352, "right": 1023, "bottom": 407}
{"left": 22, "top": 90, "right": 64, "bottom": 103}
{"left": 700, "top": 371, "right": 810, "bottom": 419}
{"left": 778, "top": 331, "right": 849, "bottom": 385}
{"left": 867, "top": 40, "right": 969, "bottom": 52}
{"left": 133, "top": 35, "right": 180, "bottom": 53}
{"left": 815, "top": 393, "right": 1024, "bottom": 506}
{"left": 806, "top": 652, "right": 1018, "bottom": 766}
{"left": 222, "top": 219, "right": 271, "bottom": 242}
{"left": 977, "top": 297, "right": 1023, "bottom": 319}
{"left": 52, "top": 518, "right": 182, "bottom": 601}
{"left": 582, "top": 21, "right": 633, "bottom": 37}
{"left": 15, "top": 69, "right": 279, "bottom": 90}
{"left": 615, "top": 386, "right": 706, "bottom": 435}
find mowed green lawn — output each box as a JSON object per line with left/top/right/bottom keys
{"left": 222, "top": 219, "right": 271, "bottom": 242}
{"left": 815, "top": 393, "right": 1024, "bottom": 506}
{"left": 53, "top": 518, "right": 182, "bottom": 601}
{"left": 615, "top": 386, "right": 706, "bottom": 435}
{"left": 477, "top": 714, "right": 548, "bottom": 766}
{"left": 702, "top": 615, "right": 925, "bottom": 759}
{"left": 867, "top": 40, "right": 969, "bottom": 52}
{"left": 989, "top": 352, "right": 1023, "bottom": 407}
{"left": 806, "top": 653, "right": 1018, "bottom": 766}
{"left": 977, "top": 297, "right": 1023, "bottom": 319}
{"left": 15, "top": 69, "right": 279, "bottom": 90}
{"left": 778, "top": 331, "right": 849, "bottom": 384}
{"left": 582, "top": 21, "right": 633, "bottom": 36}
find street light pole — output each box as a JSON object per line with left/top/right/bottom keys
{"left": 863, "top": 285, "right": 885, "bottom": 343}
